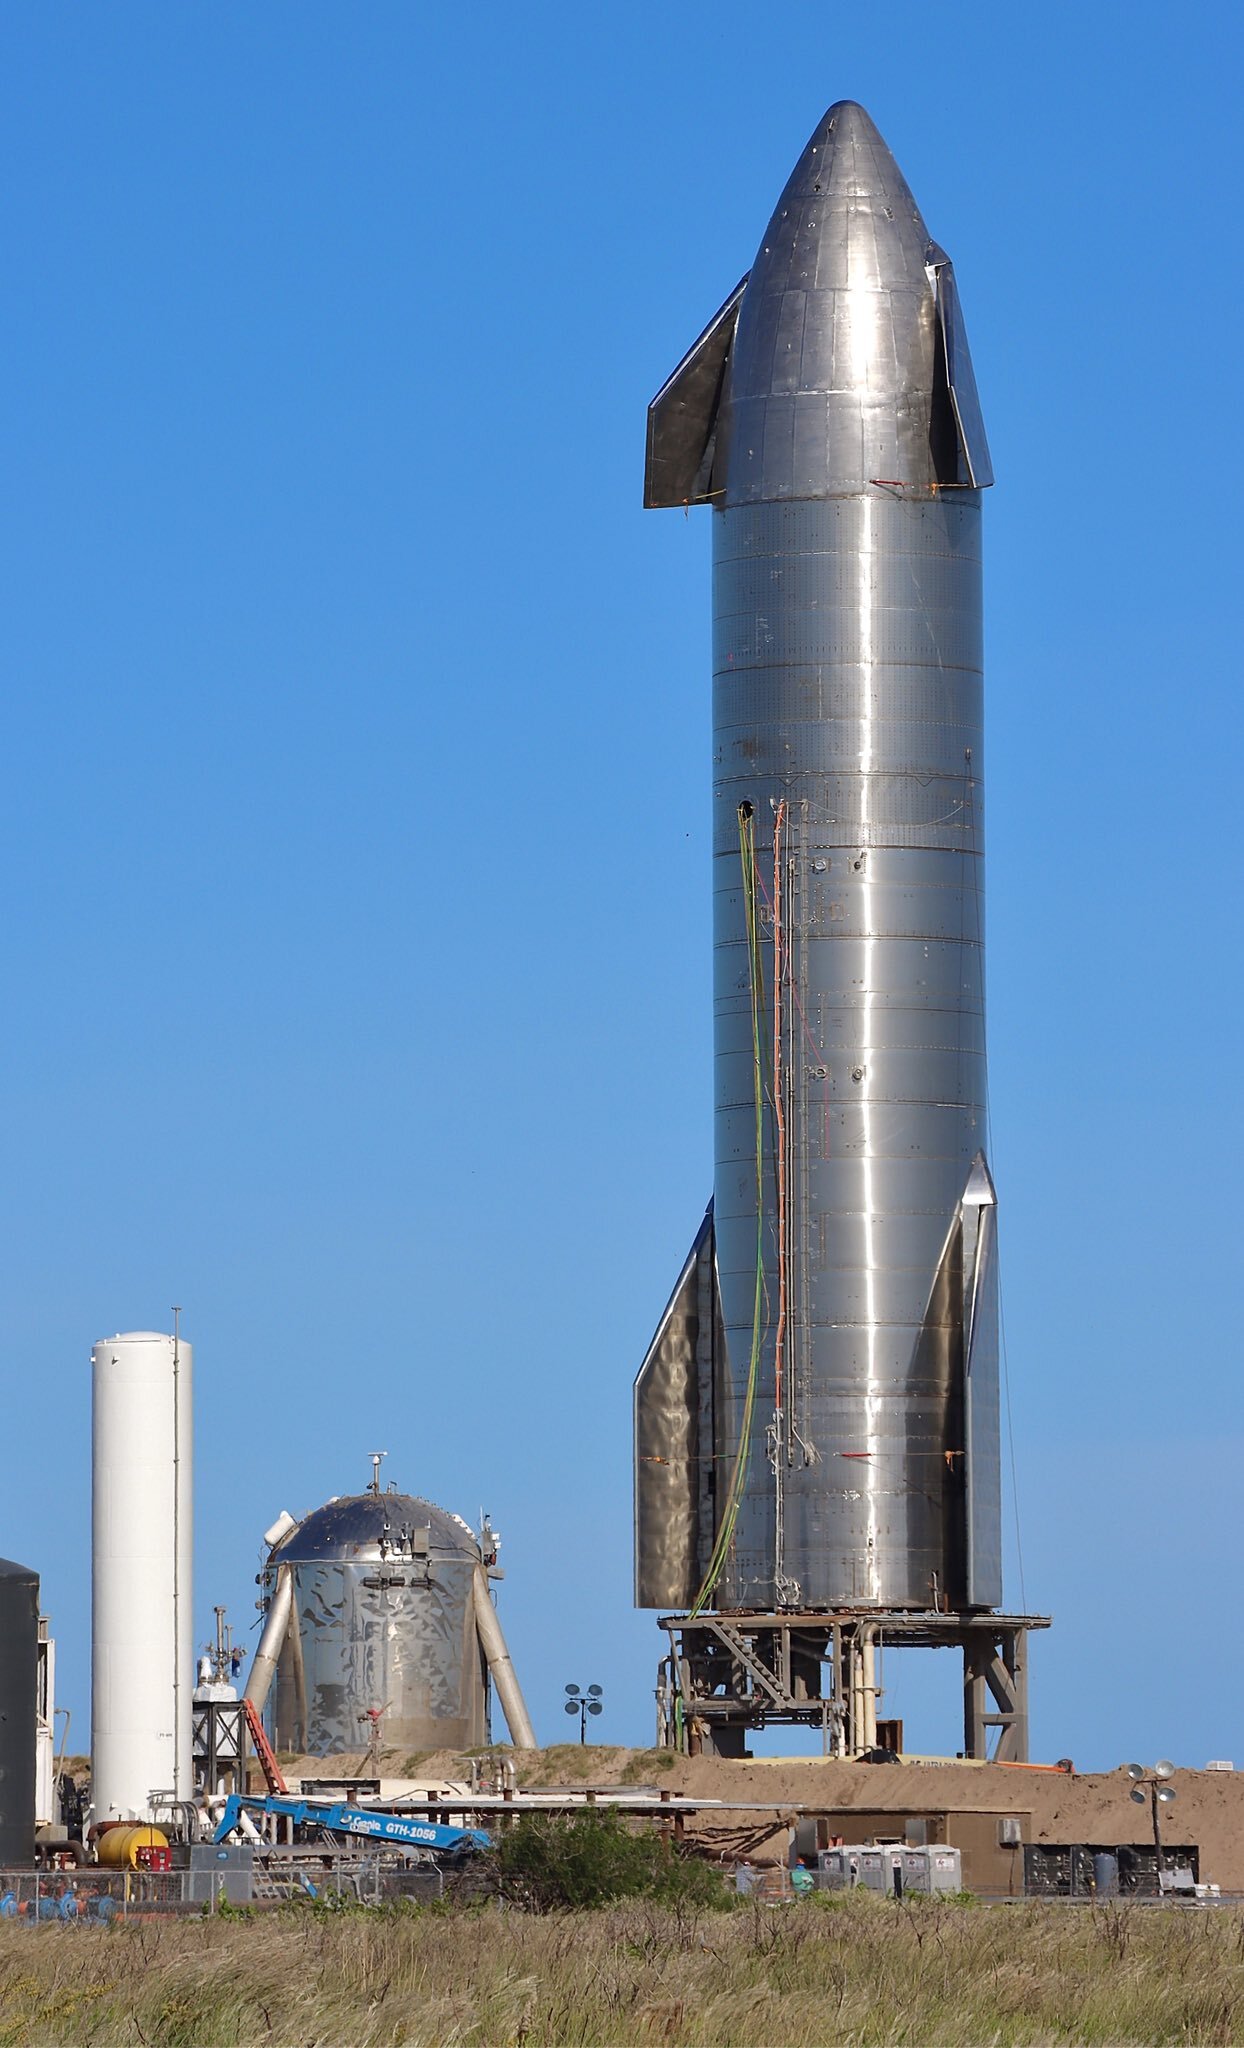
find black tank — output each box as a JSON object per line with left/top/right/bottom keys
{"left": 0, "top": 1558, "right": 39, "bottom": 1864}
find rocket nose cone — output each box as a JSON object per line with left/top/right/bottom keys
{"left": 717, "top": 99, "right": 965, "bottom": 499}
{"left": 777, "top": 99, "right": 927, "bottom": 241}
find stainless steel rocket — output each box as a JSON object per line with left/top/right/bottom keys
{"left": 635, "top": 101, "right": 1001, "bottom": 1620}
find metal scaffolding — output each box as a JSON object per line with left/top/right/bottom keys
{"left": 655, "top": 1609, "right": 1049, "bottom": 1762}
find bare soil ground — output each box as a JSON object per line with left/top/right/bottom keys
{"left": 287, "top": 1743, "right": 1244, "bottom": 1890}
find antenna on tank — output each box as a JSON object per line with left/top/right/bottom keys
{"left": 369, "top": 1451, "right": 388, "bottom": 1497}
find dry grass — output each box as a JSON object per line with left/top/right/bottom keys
{"left": 514, "top": 1744, "right": 616, "bottom": 1786}
{"left": 2, "top": 1892, "right": 1243, "bottom": 2045}
{"left": 617, "top": 1750, "right": 680, "bottom": 1785}
{"left": 509, "top": 1745, "right": 679, "bottom": 1790}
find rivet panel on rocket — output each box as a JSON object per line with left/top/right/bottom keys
{"left": 635, "top": 101, "right": 1001, "bottom": 1616}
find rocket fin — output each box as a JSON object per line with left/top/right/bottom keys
{"left": 928, "top": 248, "right": 994, "bottom": 489}
{"left": 634, "top": 1203, "right": 724, "bottom": 1608}
{"left": 643, "top": 278, "right": 747, "bottom": 508}
{"left": 961, "top": 1151, "right": 1002, "bottom": 1607}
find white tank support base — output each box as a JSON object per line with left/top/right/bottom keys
{"left": 472, "top": 1568, "right": 537, "bottom": 1751}
{"left": 653, "top": 1608, "right": 1050, "bottom": 1762}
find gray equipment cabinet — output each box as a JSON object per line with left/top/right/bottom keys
{"left": 175, "top": 1843, "right": 255, "bottom": 1904}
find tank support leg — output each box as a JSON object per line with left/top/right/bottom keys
{"left": 963, "top": 1625, "right": 1029, "bottom": 1761}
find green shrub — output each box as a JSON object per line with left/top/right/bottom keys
{"left": 494, "top": 1810, "right": 732, "bottom": 1912}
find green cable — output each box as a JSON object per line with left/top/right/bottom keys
{"left": 688, "top": 806, "right": 766, "bottom": 1618}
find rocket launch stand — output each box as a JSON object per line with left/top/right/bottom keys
{"left": 654, "top": 1609, "right": 1050, "bottom": 1763}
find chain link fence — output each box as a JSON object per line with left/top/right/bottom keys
{"left": 0, "top": 1868, "right": 191, "bottom": 1922}
{"left": 0, "top": 1854, "right": 451, "bottom": 1919}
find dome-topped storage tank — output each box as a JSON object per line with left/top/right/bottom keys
{"left": 247, "top": 1474, "right": 534, "bottom": 1757}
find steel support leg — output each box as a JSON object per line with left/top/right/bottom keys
{"left": 963, "top": 1626, "right": 1029, "bottom": 1762}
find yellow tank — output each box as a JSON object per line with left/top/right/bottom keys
{"left": 95, "top": 1824, "right": 169, "bottom": 1868}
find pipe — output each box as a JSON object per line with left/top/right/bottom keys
{"left": 472, "top": 1567, "right": 537, "bottom": 1750}
{"left": 845, "top": 1627, "right": 878, "bottom": 1756}
{"left": 860, "top": 1631, "right": 878, "bottom": 1754}
{"left": 244, "top": 1563, "right": 293, "bottom": 1714}
{"left": 35, "top": 1837, "right": 88, "bottom": 1866}
{"left": 207, "top": 1795, "right": 263, "bottom": 1844}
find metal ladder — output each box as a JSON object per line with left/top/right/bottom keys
{"left": 242, "top": 1698, "right": 289, "bottom": 1795}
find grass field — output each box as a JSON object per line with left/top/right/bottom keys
{"left": 1, "top": 1891, "right": 1242, "bottom": 2047}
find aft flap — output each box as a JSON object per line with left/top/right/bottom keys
{"left": 644, "top": 277, "right": 747, "bottom": 508}
{"left": 634, "top": 1203, "right": 722, "bottom": 1609}
{"left": 906, "top": 1148, "right": 1001, "bottom": 1612}
{"left": 961, "top": 1150, "right": 1002, "bottom": 1609}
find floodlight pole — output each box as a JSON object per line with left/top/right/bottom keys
{"left": 564, "top": 1684, "right": 603, "bottom": 1745}
{"left": 1127, "top": 1764, "right": 1174, "bottom": 1885}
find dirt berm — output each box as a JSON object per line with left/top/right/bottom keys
{"left": 291, "top": 1744, "right": 1244, "bottom": 1890}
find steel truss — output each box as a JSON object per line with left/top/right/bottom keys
{"left": 654, "top": 1609, "right": 1049, "bottom": 1762}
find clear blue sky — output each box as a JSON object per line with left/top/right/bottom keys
{"left": 3, "top": 2, "right": 1240, "bottom": 1773}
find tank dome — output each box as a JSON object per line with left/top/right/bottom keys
{"left": 271, "top": 1492, "right": 479, "bottom": 1565}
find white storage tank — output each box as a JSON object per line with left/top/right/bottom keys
{"left": 91, "top": 1330, "right": 193, "bottom": 1820}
